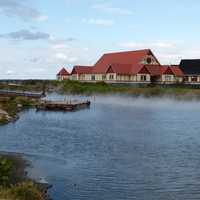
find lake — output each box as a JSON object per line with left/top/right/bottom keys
{"left": 1, "top": 95, "right": 200, "bottom": 200}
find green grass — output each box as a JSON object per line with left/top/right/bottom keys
{"left": 0, "top": 158, "right": 12, "bottom": 186}
{"left": 61, "top": 80, "right": 112, "bottom": 94}
{"left": 0, "top": 156, "right": 45, "bottom": 200}
{"left": 1, "top": 80, "right": 200, "bottom": 99}
{"left": 58, "top": 80, "right": 200, "bottom": 99}
{"left": 0, "top": 182, "right": 44, "bottom": 200}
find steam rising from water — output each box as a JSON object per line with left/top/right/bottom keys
{"left": 46, "top": 93, "right": 200, "bottom": 111}
{"left": 94, "top": 94, "right": 200, "bottom": 111}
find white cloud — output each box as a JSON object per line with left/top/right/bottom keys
{"left": 35, "top": 15, "right": 48, "bottom": 22}
{"left": 119, "top": 41, "right": 177, "bottom": 49}
{"left": 82, "top": 18, "right": 114, "bottom": 27}
{"left": 92, "top": 3, "right": 133, "bottom": 15}
{"left": 119, "top": 41, "right": 183, "bottom": 64}
{"left": 6, "top": 70, "right": 15, "bottom": 75}
{"left": 55, "top": 53, "right": 78, "bottom": 63}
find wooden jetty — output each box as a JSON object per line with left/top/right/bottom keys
{"left": 36, "top": 100, "right": 91, "bottom": 111}
{"left": 0, "top": 90, "right": 45, "bottom": 99}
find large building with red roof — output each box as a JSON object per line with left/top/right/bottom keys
{"left": 57, "top": 49, "right": 184, "bottom": 84}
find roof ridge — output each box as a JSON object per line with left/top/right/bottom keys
{"left": 103, "top": 49, "right": 150, "bottom": 56}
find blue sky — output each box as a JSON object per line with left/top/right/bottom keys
{"left": 0, "top": 0, "right": 199, "bottom": 79}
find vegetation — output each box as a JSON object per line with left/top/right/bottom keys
{"left": 1, "top": 79, "right": 200, "bottom": 99}
{"left": 61, "top": 80, "right": 112, "bottom": 94}
{"left": 57, "top": 80, "right": 200, "bottom": 99}
{"left": 0, "top": 97, "right": 37, "bottom": 125}
{"left": 0, "top": 156, "right": 46, "bottom": 200}
{"left": 0, "top": 158, "right": 12, "bottom": 186}
{"left": 0, "top": 182, "right": 44, "bottom": 200}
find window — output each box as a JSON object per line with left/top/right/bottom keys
{"left": 165, "top": 75, "right": 172, "bottom": 81}
{"left": 109, "top": 74, "right": 114, "bottom": 80}
{"left": 80, "top": 74, "right": 85, "bottom": 80}
{"left": 146, "top": 57, "right": 152, "bottom": 64}
{"left": 102, "top": 75, "right": 106, "bottom": 80}
{"left": 91, "top": 75, "right": 95, "bottom": 81}
{"left": 192, "top": 76, "right": 197, "bottom": 82}
{"left": 184, "top": 76, "right": 189, "bottom": 82}
{"left": 141, "top": 75, "right": 147, "bottom": 81}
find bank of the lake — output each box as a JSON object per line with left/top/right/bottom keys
{"left": 0, "top": 97, "right": 38, "bottom": 125}
{"left": 1, "top": 80, "right": 200, "bottom": 99}
{"left": 0, "top": 152, "right": 50, "bottom": 200}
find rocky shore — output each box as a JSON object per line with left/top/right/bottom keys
{"left": 0, "top": 97, "right": 39, "bottom": 125}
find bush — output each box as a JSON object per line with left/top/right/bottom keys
{"left": 0, "top": 182, "right": 44, "bottom": 200}
{"left": 0, "top": 158, "right": 12, "bottom": 186}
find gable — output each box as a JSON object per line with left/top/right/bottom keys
{"left": 71, "top": 68, "right": 77, "bottom": 74}
{"left": 106, "top": 66, "right": 115, "bottom": 73}
{"left": 140, "top": 55, "right": 160, "bottom": 65}
{"left": 164, "top": 67, "right": 174, "bottom": 75}
{"left": 138, "top": 66, "right": 150, "bottom": 74}
{"left": 57, "top": 68, "right": 69, "bottom": 76}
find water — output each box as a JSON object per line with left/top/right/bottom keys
{"left": 1, "top": 95, "right": 200, "bottom": 200}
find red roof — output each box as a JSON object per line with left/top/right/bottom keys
{"left": 106, "top": 64, "right": 133, "bottom": 75}
{"left": 71, "top": 66, "right": 93, "bottom": 74}
{"left": 168, "top": 65, "right": 184, "bottom": 77}
{"left": 93, "top": 49, "right": 160, "bottom": 74}
{"left": 57, "top": 68, "right": 70, "bottom": 76}
{"left": 141, "top": 65, "right": 183, "bottom": 77}
{"left": 143, "top": 65, "right": 167, "bottom": 76}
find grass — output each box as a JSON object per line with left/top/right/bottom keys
{"left": 61, "top": 80, "right": 112, "bottom": 94}
{"left": 0, "top": 156, "right": 45, "bottom": 200}
{"left": 1, "top": 80, "right": 200, "bottom": 99}
{"left": 59, "top": 80, "right": 200, "bottom": 99}
{"left": 0, "top": 182, "right": 44, "bottom": 200}
{"left": 0, "top": 97, "right": 37, "bottom": 125}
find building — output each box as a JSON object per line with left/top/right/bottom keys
{"left": 57, "top": 49, "right": 184, "bottom": 84}
{"left": 57, "top": 67, "right": 70, "bottom": 81}
{"left": 71, "top": 49, "right": 160, "bottom": 83}
{"left": 71, "top": 66, "right": 93, "bottom": 81}
{"left": 179, "top": 59, "right": 200, "bottom": 84}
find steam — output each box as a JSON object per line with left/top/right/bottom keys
{"left": 93, "top": 94, "right": 200, "bottom": 111}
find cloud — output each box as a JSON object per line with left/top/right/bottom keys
{"left": 82, "top": 18, "right": 114, "bottom": 27}
{"left": 119, "top": 41, "right": 183, "bottom": 64}
{"left": 35, "top": 15, "right": 48, "bottom": 22}
{"left": 55, "top": 53, "right": 78, "bottom": 63}
{"left": 0, "top": 29, "right": 50, "bottom": 41}
{"left": 0, "top": 0, "right": 47, "bottom": 21}
{"left": 92, "top": 3, "right": 133, "bottom": 15}
{"left": 6, "top": 70, "right": 15, "bottom": 75}
{"left": 49, "top": 36, "right": 77, "bottom": 49}
{"left": 119, "top": 41, "right": 177, "bottom": 49}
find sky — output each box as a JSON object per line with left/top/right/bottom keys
{"left": 0, "top": 0, "right": 200, "bottom": 79}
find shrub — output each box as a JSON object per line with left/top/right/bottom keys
{"left": 0, "top": 158, "right": 12, "bottom": 186}
{"left": 0, "top": 182, "right": 44, "bottom": 200}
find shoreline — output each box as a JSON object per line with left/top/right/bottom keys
{"left": 0, "top": 151, "right": 52, "bottom": 200}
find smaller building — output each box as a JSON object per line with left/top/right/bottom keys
{"left": 71, "top": 66, "right": 93, "bottom": 81}
{"left": 180, "top": 59, "right": 200, "bottom": 84}
{"left": 57, "top": 67, "right": 70, "bottom": 81}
